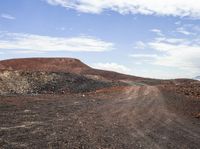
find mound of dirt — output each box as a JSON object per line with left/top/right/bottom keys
{"left": 0, "top": 70, "right": 124, "bottom": 95}
{"left": 0, "top": 58, "right": 90, "bottom": 74}
{"left": 0, "top": 58, "right": 144, "bottom": 82}
{"left": 82, "top": 68, "right": 144, "bottom": 82}
{"left": 162, "top": 80, "right": 200, "bottom": 99}
{"left": 0, "top": 58, "right": 135, "bottom": 95}
{"left": 1, "top": 58, "right": 200, "bottom": 98}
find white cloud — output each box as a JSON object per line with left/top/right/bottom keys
{"left": 151, "top": 29, "right": 163, "bottom": 36}
{"left": 175, "top": 21, "right": 181, "bottom": 25}
{"left": 155, "top": 37, "right": 187, "bottom": 44}
{"left": 92, "top": 62, "right": 132, "bottom": 74}
{"left": 0, "top": 32, "right": 114, "bottom": 53}
{"left": 133, "top": 41, "right": 146, "bottom": 49}
{"left": 175, "top": 23, "right": 200, "bottom": 34}
{"left": 132, "top": 68, "right": 191, "bottom": 79}
{"left": 46, "top": 0, "right": 200, "bottom": 18}
{"left": 176, "top": 27, "right": 193, "bottom": 35}
{"left": 1, "top": 14, "right": 15, "bottom": 20}
{"left": 13, "top": 50, "right": 46, "bottom": 54}
{"left": 131, "top": 35, "right": 200, "bottom": 77}
{"left": 130, "top": 54, "right": 159, "bottom": 59}
{"left": 149, "top": 41, "right": 200, "bottom": 71}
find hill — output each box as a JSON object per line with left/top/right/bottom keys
{"left": 0, "top": 58, "right": 130, "bottom": 95}
{"left": 0, "top": 58, "right": 200, "bottom": 98}
{"left": 0, "top": 70, "right": 123, "bottom": 95}
{"left": 0, "top": 58, "right": 144, "bottom": 82}
{"left": 0, "top": 58, "right": 200, "bottom": 148}
{"left": 194, "top": 76, "right": 200, "bottom": 81}
{"left": 0, "top": 58, "right": 90, "bottom": 74}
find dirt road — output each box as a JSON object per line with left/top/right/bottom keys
{"left": 0, "top": 85, "right": 200, "bottom": 148}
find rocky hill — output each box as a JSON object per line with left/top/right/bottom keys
{"left": 0, "top": 58, "right": 90, "bottom": 74}
{"left": 0, "top": 70, "right": 123, "bottom": 95}
{"left": 0, "top": 58, "right": 144, "bottom": 82}
{"left": 1, "top": 58, "right": 200, "bottom": 97}
{"left": 1, "top": 58, "right": 200, "bottom": 149}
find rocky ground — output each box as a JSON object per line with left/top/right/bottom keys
{"left": 162, "top": 80, "right": 200, "bottom": 99}
{"left": 0, "top": 70, "right": 124, "bottom": 95}
{"left": 0, "top": 58, "right": 200, "bottom": 149}
{"left": 0, "top": 85, "right": 200, "bottom": 149}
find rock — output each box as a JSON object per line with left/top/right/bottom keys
{"left": 0, "top": 70, "right": 125, "bottom": 95}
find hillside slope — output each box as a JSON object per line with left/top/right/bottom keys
{"left": 1, "top": 58, "right": 200, "bottom": 98}
{"left": 0, "top": 58, "right": 90, "bottom": 74}
{"left": 0, "top": 70, "right": 123, "bottom": 95}
{"left": 0, "top": 58, "right": 200, "bottom": 148}
{"left": 0, "top": 58, "right": 143, "bottom": 82}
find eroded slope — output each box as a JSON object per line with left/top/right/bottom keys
{"left": 0, "top": 70, "right": 123, "bottom": 95}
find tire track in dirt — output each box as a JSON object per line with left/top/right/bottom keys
{"left": 91, "top": 85, "right": 200, "bottom": 148}
{"left": 0, "top": 85, "right": 200, "bottom": 148}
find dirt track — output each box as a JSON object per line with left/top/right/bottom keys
{"left": 0, "top": 85, "right": 200, "bottom": 149}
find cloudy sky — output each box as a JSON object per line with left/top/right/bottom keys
{"left": 1, "top": 0, "right": 200, "bottom": 79}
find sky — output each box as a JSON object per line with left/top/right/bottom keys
{"left": 1, "top": 0, "right": 200, "bottom": 79}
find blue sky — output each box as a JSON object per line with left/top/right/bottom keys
{"left": 1, "top": 0, "right": 200, "bottom": 79}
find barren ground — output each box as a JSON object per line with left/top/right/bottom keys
{"left": 0, "top": 84, "right": 200, "bottom": 149}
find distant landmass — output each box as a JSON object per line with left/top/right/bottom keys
{"left": 194, "top": 76, "right": 200, "bottom": 81}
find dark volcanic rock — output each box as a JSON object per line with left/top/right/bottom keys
{"left": 0, "top": 70, "right": 124, "bottom": 95}
{"left": 0, "top": 58, "right": 144, "bottom": 82}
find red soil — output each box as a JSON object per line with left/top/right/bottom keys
{"left": 0, "top": 58, "right": 90, "bottom": 74}
{"left": 0, "top": 58, "right": 143, "bottom": 81}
